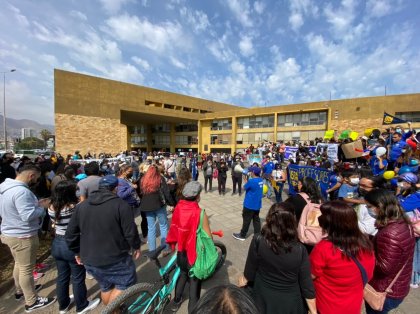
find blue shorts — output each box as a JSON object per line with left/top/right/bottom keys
{"left": 85, "top": 255, "right": 137, "bottom": 292}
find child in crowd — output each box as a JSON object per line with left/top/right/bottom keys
{"left": 338, "top": 170, "right": 365, "bottom": 206}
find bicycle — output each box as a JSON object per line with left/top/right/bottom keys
{"left": 103, "top": 234, "right": 227, "bottom": 314}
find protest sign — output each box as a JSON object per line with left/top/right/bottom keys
{"left": 341, "top": 140, "right": 364, "bottom": 159}
{"left": 248, "top": 154, "right": 262, "bottom": 165}
{"left": 316, "top": 143, "right": 338, "bottom": 161}
{"left": 287, "top": 164, "right": 332, "bottom": 198}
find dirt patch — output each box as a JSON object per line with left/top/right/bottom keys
{"left": 0, "top": 233, "right": 53, "bottom": 295}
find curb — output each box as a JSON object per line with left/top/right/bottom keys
{"left": 0, "top": 249, "right": 51, "bottom": 297}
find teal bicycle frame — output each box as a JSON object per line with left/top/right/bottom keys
{"left": 128, "top": 252, "right": 181, "bottom": 313}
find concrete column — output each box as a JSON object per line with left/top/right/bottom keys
{"left": 146, "top": 124, "right": 153, "bottom": 152}
{"left": 231, "top": 116, "right": 237, "bottom": 154}
{"left": 273, "top": 113, "right": 278, "bottom": 142}
{"left": 170, "top": 123, "right": 176, "bottom": 153}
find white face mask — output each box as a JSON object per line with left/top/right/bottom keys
{"left": 397, "top": 182, "right": 406, "bottom": 188}
{"left": 350, "top": 178, "right": 360, "bottom": 185}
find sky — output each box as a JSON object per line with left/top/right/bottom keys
{"left": 1, "top": 0, "right": 420, "bottom": 125}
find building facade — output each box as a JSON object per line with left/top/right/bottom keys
{"left": 55, "top": 69, "right": 420, "bottom": 155}
{"left": 21, "top": 128, "right": 37, "bottom": 139}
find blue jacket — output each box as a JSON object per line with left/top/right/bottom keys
{"left": 390, "top": 140, "right": 406, "bottom": 162}
{"left": 243, "top": 177, "right": 263, "bottom": 210}
{"left": 117, "top": 178, "right": 140, "bottom": 207}
{"left": 398, "top": 191, "right": 420, "bottom": 212}
{"left": 0, "top": 178, "right": 45, "bottom": 237}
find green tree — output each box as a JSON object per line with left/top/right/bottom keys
{"left": 39, "top": 129, "right": 52, "bottom": 148}
{"left": 15, "top": 137, "right": 45, "bottom": 150}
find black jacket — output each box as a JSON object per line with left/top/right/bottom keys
{"left": 139, "top": 177, "right": 175, "bottom": 211}
{"left": 65, "top": 189, "right": 140, "bottom": 267}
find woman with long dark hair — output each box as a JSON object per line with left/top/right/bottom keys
{"left": 364, "top": 189, "right": 415, "bottom": 313}
{"left": 285, "top": 177, "right": 323, "bottom": 222}
{"left": 310, "top": 201, "right": 375, "bottom": 314}
{"left": 139, "top": 165, "right": 174, "bottom": 255}
{"left": 239, "top": 203, "right": 316, "bottom": 314}
{"left": 48, "top": 180, "right": 100, "bottom": 313}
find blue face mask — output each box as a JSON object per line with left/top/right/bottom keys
{"left": 367, "top": 207, "right": 377, "bottom": 219}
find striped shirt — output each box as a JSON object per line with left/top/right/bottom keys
{"left": 48, "top": 204, "right": 76, "bottom": 236}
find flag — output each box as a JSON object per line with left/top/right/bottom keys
{"left": 382, "top": 112, "right": 407, "bottom": 125}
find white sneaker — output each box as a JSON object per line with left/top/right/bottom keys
{"left": 85, "top": 272, "right": 94, "bottom": 280}
{"left": 59, "top": 295, "right": 74, "bottom": 314}
{"left": 76, "top": 298, "right": 100, "bottom": 314}
{"left": 410, "top": 283, "right": 419, "bottom": 289}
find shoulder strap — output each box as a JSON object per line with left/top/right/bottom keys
{"left": 299, "top": 192, "right": 310, "bottom": 204}
{"left": 385, "top": 260, "right": 409, "bottom": 293}
{"left": 350, "top": 255, "right": 368, "bottom": 286}
{"left": 197, "top": 208, "right": 205, "bottom": 231}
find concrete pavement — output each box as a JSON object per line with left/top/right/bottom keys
{"left": 1, "top": 174, "right": 419, "bottom": 313}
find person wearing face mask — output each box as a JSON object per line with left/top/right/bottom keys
{"left": 0, "top": 164, "right": 56, "bottom": 312}
{"left": 356, "top": 176, "right": 385, "bottom": 236}
{"left": 364, "top": 189, "right": 415, "bottom": 314}
{"left": 117, "top": 165, "right": 141, "bottom": 213}
{"left": 388, "top": 132, "right": 407, "bottom": 171}
{"left": 0, "top": 152, "right": 17, "bottom": 184}
{"left": 395, "top": 172, "right": 420, "bottom": 289}
{"left": 338, "top": 170, "right": 365, "bottom": 206}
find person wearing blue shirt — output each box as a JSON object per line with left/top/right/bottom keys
{"left": 233, "top": 167, "right": 263, "bottom": 241}
{"left": 389, "top": 132, "right": 407, "bottom": 169}
{"left": 338, "top": 170, "right": 365, "bottom": 206}
{"left": 372, "top": 155, "right": 388, "bottom": 176}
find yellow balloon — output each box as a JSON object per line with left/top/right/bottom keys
{"left": 263, "top": 184, "right": 269, "bottom": 195}
{"left": 383, "top": 171, "right": 395, "bottom": 180}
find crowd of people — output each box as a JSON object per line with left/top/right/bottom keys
{"left": 0, "top": 121, "right": 419, "bottom": 313}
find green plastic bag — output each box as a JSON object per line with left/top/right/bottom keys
{"left": 189, "top": 209, "right": 218, "bottom": 280}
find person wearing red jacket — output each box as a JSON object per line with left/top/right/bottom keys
{"left": 166, "top": 181, "right": 212, "bottom": 313}
{"left": 364, "top": 189, "right": 415, "bottom": 314}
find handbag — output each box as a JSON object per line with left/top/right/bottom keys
{"left": 189, "top": 209, "right": 218, "bottom": 280}
{"left": 351, "top": 255, "right": 408, "bottom": 311}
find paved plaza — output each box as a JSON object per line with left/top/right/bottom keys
{"left": 1, "top": 175, "right": 419, "bottom": 313}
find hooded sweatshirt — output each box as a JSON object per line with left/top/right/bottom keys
{"left": 0, "top": 178, "right": 44, "bottom": 237}
{"left": 65, "top": 189, "right": 141, "bottom": 267}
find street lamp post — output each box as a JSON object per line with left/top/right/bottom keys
{"left": 2, "top": 69, "right": 16, "bottom": 151}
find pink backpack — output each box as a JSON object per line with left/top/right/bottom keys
{"left": 297, "top": 192, "right": 323, "bottom": 245}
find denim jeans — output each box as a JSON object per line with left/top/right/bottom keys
{"left": 273, "top": 183, "right": 284, "bottom": 203}
{"left": 51, "top": 236, "right": 88, "bottom": 312}
{"left": 365, "top": 297, "right": 403, "bottom": 314}
{"left": 145, "top": 206, "right": 168, "bottom": 252}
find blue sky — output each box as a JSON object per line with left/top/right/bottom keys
{"left": 1, "top": 0, "right": 420, "bottom": 125}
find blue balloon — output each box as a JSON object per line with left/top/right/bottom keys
{"left": 390, "top": 178, "right": 398, "bottom": 187}
{"left": 399, "top": 166, "right": 411, "bottom": 175}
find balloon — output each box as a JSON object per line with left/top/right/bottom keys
{"left": 398, "top": 166, "right": 411, "bottom": 175}
{"left": 409, "top": 159, "right": 419, "bottom": 167}
{"left": 376, "top": 147, "right": 386, "bottom": 157}
{"left": 383, "top": 171, "right": 395, "bottom": 180}
{"left": 263, "top": 184, "right": 268, "bottom": 195}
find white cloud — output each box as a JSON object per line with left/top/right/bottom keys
{"left": 104, "top": 14, "right": 188, "bottom": 53}
{"left": 8, "top": 4, "right": 30, "bottom": 28}
{"left": 288, "top": 0, "right": 319, "bottom": 32}
{"left": 254, "top": 1, "right": 265, "bottom": 14}
{"left": 267, "top": 58, "right": 304, "bottom": 92}
{"left": 239, "top": 35, "right": 254, "bottom": 57}
{"left": 166, "top": 0, "right": 186, "bottom": 10}
{"left": 170, "top": 56, "right": 186, "bottom": 69}
{"left": 69, "top": 10, "right": 87, "bottom": 21}
{"left": 98, "top": 0, "right": 132, "bottom": 14}
{"left": 226, "top": 0, "right": 253, "bottom": 27}
{"left": 179, "top": 7, "right": 210, "bottom": 33}
{"left": 366, "top": 0, "right": 397, "bottom": 18}
{"left": 131, "top": 56, "right": 150, "bottom": 71}
{"left": 324, "top": 0, "right": 357, "bottom": 37}
{"left": 208, "top": 33, "right": 236, "bottom": 63}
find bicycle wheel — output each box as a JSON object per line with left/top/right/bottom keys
{"left": 102, "top": 283, "right": 158, "bottom": 314}
{"left": 213, "top": 240, "right": 227, "bottom": 274}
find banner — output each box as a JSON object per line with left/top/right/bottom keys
{"left": 70, "top": 156, "right": 133, "bottom": 165}
{"left": 284, "top": 146, "right": 317, "bottom": 162}
{"left": 248, "top": 154, "right": 262, "bottom": 165}
{"left": 383, "top": 112, "right": 407, "bottom": 125}
{"left": 316, "top": 143, "right": 339, "bottom": 161}
{"left": 287, "top": 164, "right": 332, "bottom": 198}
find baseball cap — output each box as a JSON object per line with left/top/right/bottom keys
{"left": 182, "top": 181, "right": 203, "bottom": 199}
{"left": 99, "top": 175, "right": 119, "bottom": 189}
{"left": 249, "top": 166, "right": 261, "bottom": 176}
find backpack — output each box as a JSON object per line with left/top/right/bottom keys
{"left": 189, "top": 209, "right": 219, "bottom": 280}
{"left": 297, "top": 192, "right": 323, "bottom": 245}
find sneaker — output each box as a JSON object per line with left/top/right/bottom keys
{"left": 85, "top": 272, "right": 94, "bottom": 280}
{"left": 232, "top": 233, "right": 246, "bottom": 241}
{"left": 25, "top": 296, "right": 56, "bottom": 313}
{"left": 35, "top": 263, "right": 49, "bottom": 272}
{"left": 170, "top": 298, "right": 183, "bottom": 312}
{"left": 59, "top": 294, "right": 74, "bottom": 314}
{"left": 33, "top": 271, "right": 44, "bottom": 281}
{"left": 410, "top": 283, "right": 419, "bottom": 289}
{"left": 15, "top": 284, "right": 42, "bottom": 301}
{"left": 76, "top": 298, "right": 100, "bottom": 314}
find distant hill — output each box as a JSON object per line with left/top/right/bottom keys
{"left": 0, "top": 115, "right": 54, "bottom": 138}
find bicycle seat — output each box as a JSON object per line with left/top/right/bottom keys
{"left": 148, "top": 245, "right": 166, "bottom": 260}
